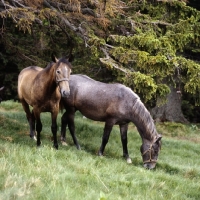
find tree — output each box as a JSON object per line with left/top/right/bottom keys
{"left": 0, "top": 0, "right": 200, "bottom": 122}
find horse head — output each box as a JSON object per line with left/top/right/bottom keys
{"left": 140, "top": 134, "right": 162, "bottom": 169}
{"left": 52, "top": 55, "right": 73, "bottom": 98}
{"left": 0, "top": 86, "right": 5, "bottom": 103}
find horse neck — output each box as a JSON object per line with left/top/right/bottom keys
{"left": 41, "top": 63, "right": 57, "bottom": 90}
{"left": 131, "top": 98, "right": 158, "bottom": 143}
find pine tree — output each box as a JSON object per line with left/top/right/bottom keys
{"left": 0, "top": 0, "right": 200, "bottom": 122}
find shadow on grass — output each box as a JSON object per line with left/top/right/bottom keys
{"left": 156, "top": 163, "right": 180, "bottom": 175}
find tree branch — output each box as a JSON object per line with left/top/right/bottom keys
{"left": 100, "top": 46, "right": 129, "bottom": 74}
{"left": 100, "top": 57, "right": 129, "bottom": 74}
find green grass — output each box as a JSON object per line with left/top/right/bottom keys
{"left": 0, "top": 100, "right": 200, "bottom": 200}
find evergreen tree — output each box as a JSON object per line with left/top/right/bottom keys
{"left": 0, "top": 0, "right": 200, "bottom": 122}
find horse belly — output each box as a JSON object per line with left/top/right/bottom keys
{"left": 75, "top": 95, "right": 128, "bottom": 122}
{"left": 78, "top": 106, "right": 107, "bottom": 122}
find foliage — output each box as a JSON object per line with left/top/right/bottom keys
{"left": 0, "top": 0, "right": 200, "bottom": 118}
{"left": 0, "top": 101, "right": 200, "bottom": 199}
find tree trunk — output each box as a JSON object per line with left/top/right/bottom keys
{"left": 150, "top": 86, "right": 188, "bottom": 123}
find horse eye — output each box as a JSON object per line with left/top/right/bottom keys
{"left": 154, "top": 148, "right": 159, "bottom": 154}
{"left": 56, "top": 70, "right": 60, "bottom": 74}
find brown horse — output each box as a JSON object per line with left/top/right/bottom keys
{"left": 61, "top": 74, "right": 162, "bottom": 169}
{"left": 18, "top": 56, "right": 73, "bottom": 149}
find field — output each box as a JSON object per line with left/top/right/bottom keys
{"left": 0, "top": 100, "right": 200, "bottom": 200}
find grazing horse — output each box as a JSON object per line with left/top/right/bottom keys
{"left": 18, "top": 56, "right": 72, "bottom": 149}
{"left": 0, "top": 86, "right": 5, "bottom": 103}
{"left": 61, "top": 75, "right": 162, "bottom": 169}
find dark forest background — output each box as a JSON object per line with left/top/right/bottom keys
{"left": 0, "top": 0, "right": 200, "bottom": 123}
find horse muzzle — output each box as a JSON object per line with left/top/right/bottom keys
{"left": 143, "top": 162, "right": 157, "bottom": 169}
{"left": 61, "top": 90, "right": 70, "bottom": 97}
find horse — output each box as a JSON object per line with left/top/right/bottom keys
{"left": 60, "top": 74, "right": 162, "bottom": 169}
{"left": 0, "top": 86, "right": 5, "bottom": 103}
{"left": 18, "top": 56, "right": 73, "bottom": 149}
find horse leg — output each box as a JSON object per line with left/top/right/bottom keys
{"left": 119, "top": 124, "right": 132, "bottom": 164}
{"left": 98, "top": 121, "right": 113, "bottom": 156}
{"left": 34, "top": 111, "right": 42, "bottom": 147}
{"left": 61, "top": 111, "right": 80, "bottom": 150}
{"left": 68, "top": 114, "right": 81, "bottom": 150}
{"left": 21, "top": 100, "right": 35, "bottom": 139}
{"left": 51, "top": 112, "right": 58, "bottom": 149}
{"left": 31, "top": 110, "right": 36, "bottom": 140}
{"left": 61, "top": 111, "right": 68, "bottom": 145}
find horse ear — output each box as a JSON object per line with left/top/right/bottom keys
{"left": 156, "top": 134, "right": 162, "bottom": 142}
{"left": 51, "top": 54, "right": 58, "bottom": 63}
{"left": 154, "top": 134, "right": 162, "bottom": 144}
{"left": 155, "top": 134, "right": 162, "bottom": 150}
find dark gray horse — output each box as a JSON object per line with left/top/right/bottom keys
{"left": 61, "top": 74, "right": 162, "bottom": 169}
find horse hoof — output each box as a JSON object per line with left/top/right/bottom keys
{"left": 77, "top": 145, "right": 81, "bottom": 150}
{"left": 30, "top": 135, "right": 37, "bottom": 141}
{"left": 33, "top": 136, "right": 37, "bottom": 141}
{"left": 126, "top": 158, "right": 132, "bottom": 164}
{"left": 61, "top": 141, "right": 68, "bottom": 146}
{"left": 98, "top": 151, "right": 103, "bottom": 157}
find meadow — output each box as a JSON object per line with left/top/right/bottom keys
{"left": 0, "top": 100, "right": 200, "bottom": 200}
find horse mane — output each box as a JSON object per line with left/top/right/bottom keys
{"left": 132, "top": 96, "right": 158, "bottom": 141}
{"left": 58, "top": 58, "right": 72, "bottom": 68}
{"left": 45, "top": 62, "right": 54, "bottom": 68}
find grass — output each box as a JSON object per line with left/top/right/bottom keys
{"left": 0, "top": 100, "right": 200, "bottom": 200}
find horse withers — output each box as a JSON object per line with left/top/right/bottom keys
{"left": 61, "top": 74, "right": 162, "bottom": 169}
{"left": 18, "top": 56, "right": 73, "bottom": 149}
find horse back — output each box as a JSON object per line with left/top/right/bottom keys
{"left": 63, "top": 74, "right": 135, "bottom": 122}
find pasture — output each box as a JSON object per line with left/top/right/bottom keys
{"left": 0, "top": 100, "right": 200, "bottom": 200}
